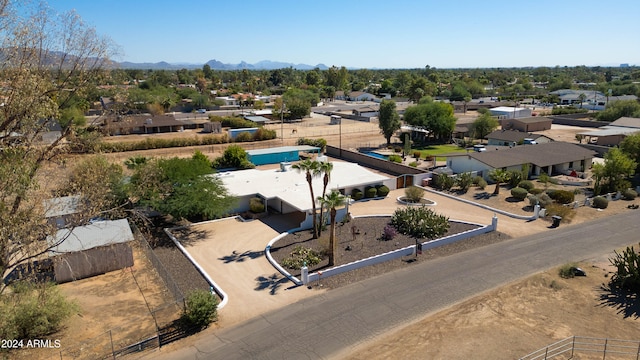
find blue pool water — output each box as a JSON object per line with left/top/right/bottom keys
{"left": 364, "top": 151, "right": 389, "bottom": 160}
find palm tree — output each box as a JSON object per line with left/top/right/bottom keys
{"left": 318, "top": 190, "right": 347, "bottom": 267}
{"left": 317, "top": 161, "right": 334, "bottom": 236}
{"left": 292, "top": 159, "right": 321, "bottom": 238}
{"left": 489, "top": 169, "right": 510, "bottom": 195}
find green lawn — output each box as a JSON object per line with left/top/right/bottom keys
{"left": 412, "top": 144, "right": 467, "bottom": 160}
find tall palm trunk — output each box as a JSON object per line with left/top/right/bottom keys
{"left": 306, "top": 172, "right": 318, "bottom": 239}
{"left": 329, "top": 207, "right": 337, "bottom": 266}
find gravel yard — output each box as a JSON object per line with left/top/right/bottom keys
{"left": 270, "top": 216, "right": 510, "bottom": 289}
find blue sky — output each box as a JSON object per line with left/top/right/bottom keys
{"left": 46, "top": 0, "right": 640, "bottom": 69}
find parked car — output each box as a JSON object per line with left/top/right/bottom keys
{"left": 196, "top": 108, "right": 207, "bottom": 113}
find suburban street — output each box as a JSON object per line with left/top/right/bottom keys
{"left": 152, "top": 210, "right": 639, "bottom": 360}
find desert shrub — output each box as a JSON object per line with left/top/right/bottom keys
{"left": 559, "top": 262, "right": 580, "bottom": 279}
{"left": 508, "top": 170, "right": 523, "bottom": 188}
{"left": 351, "top": 188, "right": 363, "bottom": 201}
{"left": 182, "top": 289, "right": 219, "bottom": 328}
{"left": 252, "top": 127, "right": 277, "bottom": 141}
{"left": 455, "top": 172, "right": 473, "bottom": 193}
{"left": 390, "top": 206, "right": 449, "bottom": 239}
{"left": 538, "top": 172, "right": 550, "bottom": 185}
{"left": 280, "top": 245, "right": 322, "bottom": 270}
{"left": 297, "top": 138, "right": 327, "bottom": 152}
{"left": 221, "top": 117, "right": 258, "bottom": 128}
{"left": 528, "top": 193, "right": 552, "bottom": 208}
{"left": 623, "top": 189, "right": 638, "bottom": 200}
{"left": 475, "top": 177, "right": 487, "bottom": 190}
{"left": 404, "top": 186, "right": 425, "bottom": 203}
{"left": 593, "top": 196, "right": 609, "bottom": 209}
{"left": 0, "top": 282, "right": 78, "bottom": 340}
{"left": 393, "top": 146, "right": 402, "bottom": 153}
{"left": 424, "top": 155, "right": 434, "bottom": 161}
{"left": 95, "top": 134, "right": 227, "bottom": 153}
{"left": 249, "top": 197, "right": 265, "bottom": 213}
{"left": 545, "top": 203, "right": 575, "bottom": 222}
{"left": 233, "top": 131, "right": 254, "bottom": 142}
{"left": 381, "top": 224, "right": 398, "bottom": 241}
{"left": 389, "top": 154, "right": 402, "bottom": 163}
{"left": 124, "top": 155, "right": 148, "bottom": 169}
{"left": 408, "top": 161, "right": 418, "bottom": 167}
{"left": 529, "top": 188, "right": 544, "bottom": 195}
{"left": 413, "top": 151, "right": 422, "bottom": 159}
{"left": 376, "top": 185, "right": 390, "bottom": 197}
{"left": 609, "top": 245, "right": 640, "bottom": 291}
{"left": 518, "top": 180, "right": 535, "bottom": 191}
{"left": 365, "top": 186, "right": 378, "bottom": 198}
{"left": 432, "top": 173, "right": 454, "bottom": 191}
{"left": 510, "top": 187, "right": 528, "bottom": 200}
{"left": 549, "top": 189, "right": 575, "bottom": 204}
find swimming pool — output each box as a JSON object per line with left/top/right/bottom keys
{"left": 363, "top": 151, "right": 389, "bottom": 160}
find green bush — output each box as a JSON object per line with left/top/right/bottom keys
{"left": 389, "top": 154, "right": 402, "bottom": 163}
{"left": 365, "top": 186, "right": 378, "bottom": 198}
{"left": 413, "top": 151, "right": 422, "bottom": 159}
{"left": 351, "top": 188, "right": 363, "bottom": 201}
{"left": 528, "top": 193, "right": 552, "bottom": 208}
{"left": 559, "top": 262, "right": 580, "bottom": 279}
{"left": 549, "top": 189, "right": 575, "bottom": 204}
{"left": 404, "top": 185, "right": 424, "bottom": 203}
{"left": 623, "top": 189, "right": 638, "bottom": 200}
{"left": 518, "top": 180, "right": 535, "bottom": 191}
{"left": 95, "top": 134, "right": 228, "bottom": 153}
{"left": 455, "top": 172, "right": 473, "bottom": 193}
{"left": 390, "top": 206, "right": 450, "bottom": 239}
{"left": 609, "top": 245, "right": 640, "bottom": 291}
{"left": 281, "top": 245, "right": 322, "bottom": 269}
{"left": 234, "top": 131, "right": 254, "bottom": 142}
{"left": 221, "top": 117, "right": 258, "bottom": 129}
{"left": 593, "top": 196, "right": 609, "bottom": 209}
{"left": 529, "top": 188, "right": 544, "bottom": 195}
{"left": 408, "top": 161, "right": 418, "bottom": 167}
{"left": 508, "top": 170, "right": 523, "bottom": 188}
{"left": 432, "top": 173, "right": 454, "bottom": 191}
{"left": 182, "top": 289, "right": 219, "bottom": 328}
{"left": 252, "top": 128, "right": 277, "bottom": 141}
{"left": 0, "top": 282, "right": 78, "bottom": 340}
{"left": 249, "top": 197, "right": 265, "bottom": 213}
{"left": 376, "top": 185, "right": 390, "bottom": 197}
{"left": 475, "top": 177, "right": 487, "bottom": 190}
{"left": 510, "top": 187, "right": 528, "bottom": 200}
{"left": 297, "top": 138, "right": 327, "bottom": 152}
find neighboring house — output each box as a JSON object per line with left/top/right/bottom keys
{"left": 446, "top": 141, "right": 596, "bottom": 180}
{"left": 489, "top": 106, "right": 532, "bottom": 119}
{"left": 215, "top": 161, "right": 393, "bottom": 231}
{"left": 486, "top": 130, "right": 553, "bottom": 147}
{"left": 550, "top": 89, "right": 638, "bottom": 110}
{"left": 103, "top": 115, "right": 185, "bottom": 135}
{"left": 215, "top": 96, "right": 239, "bottom": 106}
{"left": 335, "top": 91, "right": 378, "bottom": 102}
{"left": 352, "top": 106, "right": 379, "bottom": 118}
{"left": 500, "top": 116, "right": 552, "bottom": 132}
{"left": 244, "top": 115, "right": 273, "bottom": 125}
{"left": 576, "top": 117, "right": 640, "bottom": 146}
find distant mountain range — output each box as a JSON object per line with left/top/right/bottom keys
{"left": 117, "top": 59, "right": 329, "bottom": 71}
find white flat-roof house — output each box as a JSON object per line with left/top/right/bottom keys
{"left": 216, "top": 161, "right": 393, "bottom": 230}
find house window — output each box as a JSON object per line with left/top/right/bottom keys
{"left": 569, "top": 161, "right": 574, "bottom": 169}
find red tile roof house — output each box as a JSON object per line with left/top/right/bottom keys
{"left": 446, "top": 142, "right": 596, "bottom": 180}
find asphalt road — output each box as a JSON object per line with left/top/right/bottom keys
{"left": 158, "top": 210, "right": 638, "bottom": 360}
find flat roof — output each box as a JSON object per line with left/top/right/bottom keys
{"left": 49, "top": 219, "right": 134, "bottom": 254}
{"left": 44, "top": 195, "right": 81, "bottom": 218}
{"left": 215, "top": 161, "right": 390, "bottom": 212}
{"left": 246, "top": 145, "right": 320, "bottom": 156}
{"left": 490, "top": 106, "right": 528, "bottom": 112}
{"left": 577, "top": 126, "right": 640, "bottom": 137}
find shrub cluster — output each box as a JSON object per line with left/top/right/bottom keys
{"left": 381, "top": 224, "right": 398, "bottom": 241}
{"left": 281, "top": 246, "right": 323, "bottom": 269}
{"left": 389, "top": 154, "right": 402, "bottom": 163}
{"left": 297, "top": 137, "right": 327, "bottom": 152}
{"left": 97, "top": 134, "right": 228, "bottom": 153}
{"left": 592, "top": 196, "right": 609, "bottom": 209}
{"left": 390, "top": 206, "right": 450, "bottom": 239}
{"left": 510, "top": 187, "right": 528, "bottom": 200}
{"left": 376, "top": 185, "right": 390, "bottom": 197}
{"left": 404, "top": 186, "right": 425, "bottom": 203}
{"left": 623, "top": 189, "right": 638, "bottom": 200}
{"left": 249, "top": 197, "right": 265, "bottom": 213}
{"left": 219, "top": 116, "right": 259, "bottom": 129}
{"left": 182, "top": 289, "right": 219, "bottom": 328}
{"left": 432, "top": 173, "right": 454, "bottom": 191}
{"left": 473, "top": 176, "right": 487, "bottom": 190}
{"left": 351, "top": 188, "right": 363, "bottom": 201}
{"left": 518, "top": 180, "right": 535, "bottom": 191}
{"left": 549, "top": 189, "right": 575, "bottom": 204}
{"left": 365, "top": 186, "right": 378, "bottom": 198}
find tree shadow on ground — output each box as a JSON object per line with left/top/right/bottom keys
{"left": 598, "top": 284, "right": 640, "bottom": 319}
{"left": 218, "top": 250, "right": 263, "bottom": 263}
{"left": 474, "top": 192, "right": 492, "bottom": 200}
{"left": 170, "top": 227, "right": 211, "bottom": 247}
{"left": 254, "top": 273, "right": 289, "bottom": 295}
